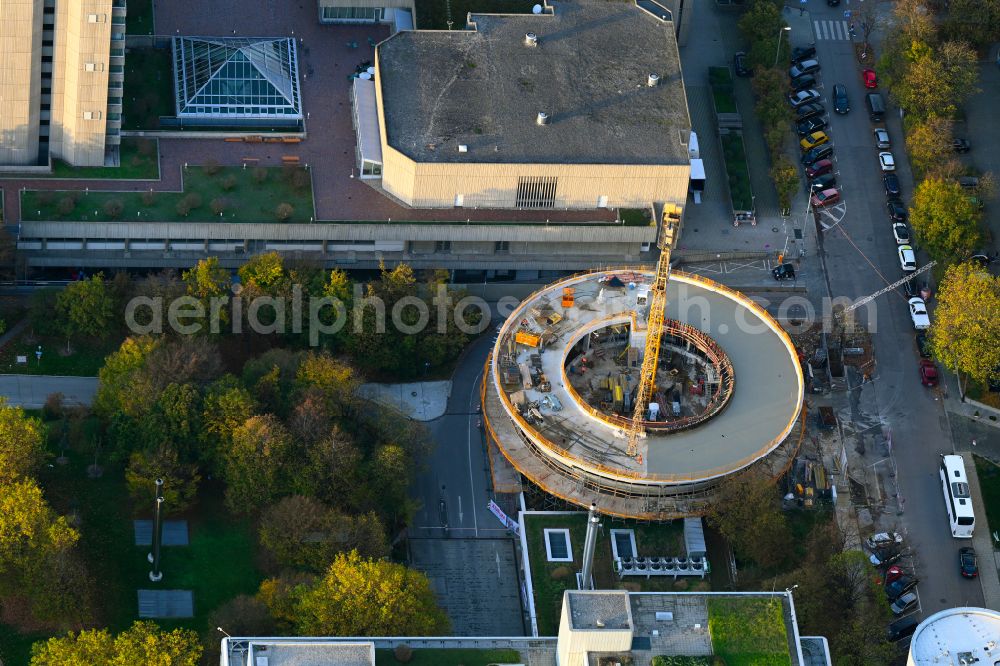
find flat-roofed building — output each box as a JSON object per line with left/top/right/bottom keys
{"left": 369, "top": 0, "right": 692, "bottom": 211}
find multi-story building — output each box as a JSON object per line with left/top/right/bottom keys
{"left": 0, "top": 0, "right": 123, "bottom": 169}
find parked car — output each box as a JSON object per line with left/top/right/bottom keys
{"left": 874, "top": 128, "right": 891, "bottom": 149}
{"left": 790, "top": 74, "right": 817, "bottom": 92}
{"left": 863, "top": 68, "right": 877, "bottom": 88}
{"left": 887, "top": 615, "right": 919, "bottom": 642}
{"left": 796, "top": 102, "right": 825, "bottom": 122}
{"left": 919, "top": 359, "right": 939, "bottom": 387}
{"left": 866, "top": 532, "right": 904, "bottom": 550}
{"left": 789, "top": 89, "right": 822, "bottom": 107}
{"left": 953, "top": 138, "right": 971, "bottom": 153}
{"left": 833, "top": 83, "right": 850, "bottom": 114}
{"left": 898, "top": 245, "right": 917, "bottom": 272}
{"left": 909, "top": 297, "right": 930, "bottom": 330}
{"left": 891, "top": 591, "right": 919, "bottom": 616}
{"left": 802, "top": 144, "right": 834, "bottom": 166}
{"left": 888, "top": 200, "right": 908, "bottom": 223}
{"left": 870, "top": 548, "right": 903, "bottom": 567}
{"left": 884, "top": 173, "right": 901, "bottom": 198}
{"left": 884, "top": 565, "right": 906, "bottom": 584}
{"left": 827, "top": 0, "right": 841, "bottom": 5}
{"left": 886, "top": 576, "right": 918, "bottom": 602}
{"left": 789, "top": 59, "right": 821, "bottom": 78}
{"left": 892, "top": 221, "right": 911, "bottom": 244}
{"left": 901, "top": 276, "right": 919, "bottom": 299}
{"left": 797, "top": 116, "right": 828, "bottom": 136}
{"left": 811, "top": 188, "right": 840, "bottom": 207}
{"left": 734, "top": 51, "right": 752, "bottom": 77}
{"left": 879, "top": 151, "right": 896, "bottom": 171}
{"left": 809, "top": 173, "right": 837, "bottom": 191}
{"left": 772, "top": 263, "right": 796, "bottom": 281}
{"left": 959, "top": 176, "right": 979, "bottom": 190}
{"left": 970, "top": 253, "right": 991, "bottom": 268}
{"left": 791, "top": 45, "right": 817, "bottom": 62}
{"left": 806, "top": 158, "right": 834, "bottom": 179}
{"left": 800, "top": 131, "right": 830, "bottom": 151}
{"left": 960, "top": 547, "right": 979, "bottom": 578}
{"left": 915, "top": 332, "right": 932, "bottom": 358}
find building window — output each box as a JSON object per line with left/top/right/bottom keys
{"left": 321, "top": 6, "right": 383, "bottom": 21}
{"left": 516, "top": 176, "right": 558, "bottom": 209}
{"left": 544, "top": 528, "right": 572, "bottom": 562}
{"left": 361, "top": 160, "right": 382, "bottom": 177}
{"left": 495, "top": 241, "right": 509, "bottom": 254}
{"left": 435, "top": 241, "right": 452, "bottom": 254}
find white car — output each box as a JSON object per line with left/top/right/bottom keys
{"left": 874, "top": 128, "right": 891, "bottom": 149}
{"left": 898, "top": 244, "right": 917, "bottom": 271}
{"left": 879, "top": 151, "right": 896, "bottom": 171}
{"left": 908, "top": 297, "right": 930, "bottom": 330}
{"left": 892, "top": 222, "right": 911, "bottom": 245}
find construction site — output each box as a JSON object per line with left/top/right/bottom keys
{"left": 482, "top": 262, "right": 808, "bottom": 520}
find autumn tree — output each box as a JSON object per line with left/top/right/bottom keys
{"left": 199, "top": 375, "right": 257, "bottom": 470}
{"left": 55, "top": 273, "right": 117, "bottom": 348}
{"left": 285, "top": 551, "right": 449, "bottom": 636}
{"left": 878, "top": 0, "right": 937, "bottom": 91}
{"left": 894, "top": 40, "right": 979, "bottom": 120}
{"left": 30, "top": 621, "right": 202, "bottom": 666}
{"left": 943, "top": 0, "right": 1000, "bottom": 48}
{"left": 909, "top": 177, "right": 982, "bottom": 262}
{"left": 275, "top": 202, "right": 295, "bottom": 222}
{"left": 125, "top": 445, "right": 201, "bottom": 513}
{"left": 905, "top": 116, "right": 960, "bottom": 179}
{"left": 0, "top": 398, "right": 46, "bottom": 484}
{"left": 705, "top": 471, "right": 791, "bottom": 570}
{"left": 931, "top": 263, "right": 1000, "bottom": 394}
{"left": 238, "top": 251, "right": 287, "bottom": 297}
{"left": 770, "top": 155, "right": 799, "bottom": 213}
{"left": 296, "top": 353, "right": 359, "bottom": 419}
{"left": 222, "top": 414, "right": 297, "bottom": 513}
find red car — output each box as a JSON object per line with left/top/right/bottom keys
{"left": 863, "top": 68, "right": 877, "bottom": 89}
{"left": 884, "top": 565, "right": 905, "bottom": 584}
{"left": 806, "top": 158, "right": 834, "bottom": 179}
{"left": 811, "top": 188, "right": 840, "bottom": 207}
{"left": 919, "top": 359, "right": 939, "bottom": 387}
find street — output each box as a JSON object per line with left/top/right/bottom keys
{"left": 793, "top": 2, "right": 986, "bottom": 613}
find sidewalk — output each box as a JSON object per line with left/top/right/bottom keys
{"left": 356, "top": 380, "right": 451, "bottom": 421}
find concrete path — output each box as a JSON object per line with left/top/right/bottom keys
{"left": 0, "top": 374, "right": 98, "bottom": 408}
{"left": 357, "top": 380, "right": 450, "bottom": 421}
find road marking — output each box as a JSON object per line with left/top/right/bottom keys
{"left": 814, "top": 19, "right": 850, "bottom": 41}
{"left": 468, "top": 368, "right": 483, "bottom": 537}
{"left": 458, "top": 494, "right": 464, "bottom": 524}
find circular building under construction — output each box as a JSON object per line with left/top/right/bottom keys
{"left": 482, "top": 268, "right": 806, "bottom": 520}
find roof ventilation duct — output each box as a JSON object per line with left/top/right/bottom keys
{"left": 525, "top": 32, "right": 538, "bottom": 46}
{"left": 536, "top": 111, "right": 549, "bottom": 125}
{"left": 647, "top": 73, "right": 660, "bottom": 87}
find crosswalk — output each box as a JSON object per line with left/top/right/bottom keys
{"left": 814, "top": 19, "right": 853, "bottom": 41}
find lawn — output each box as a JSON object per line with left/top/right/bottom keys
{"left": 126, "top": 0, "right": 154, "bottom": 35}
{"left": 0, "top": 331, "right": 120, "bottom": 376}
{"left": 713, "top": 87, "right": 738, "bottom": 114}
{"left": 620, "top": 208, "right": 654, "bottom": 226}
{"left": 375, "top": 648, "right": 522, "bottom": 665}
{"left": 523, "top": 513, "right": 695, "bottom": 636}
{"left": 720, "top": 132, "right": 754, "bottom": 213}
{"left": 415, "top": 0, "right": 535, "bottom": 29}
{"left": 123, "top": 48, "right": 174, "bottom": 130}
{"left": 50, "top": 138, "right": 159, "bottom": 180}
{"left": 967, "top": 379, "right": 1000, "bottom": 410}
{"left": 707, "top": 597, "right": 792, "bottom": 666}
{"left": 708, "top": 66, "right": 733, "bottom": 88}
{"left": 974, "top": 455, "right": 1000, "bottom": 548}
{"left": 22, "top": 165, "right": 315, "bottom": 224}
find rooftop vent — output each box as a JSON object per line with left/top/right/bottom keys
{"left": 536, "top": 111, "right": 549, "bottom": 126}
{"left": 458, "top": 144, "right": 468, "bottom": 153}
{"left": 525, "top": 32, "right": 538, "bottom": 46}
{"left": 595, "top": 619, "right": 605, "bottom": 628}
{"left": 647, "top": 73, "right": 660, "bottom": 87}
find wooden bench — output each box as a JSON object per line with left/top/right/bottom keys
{"left": 281, "top": 156, "right": 301, "bottom": 164}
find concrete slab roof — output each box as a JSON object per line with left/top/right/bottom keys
{"left": 376, "top": 0, "right": 691, "bottom": 164}
{"left": 567, "top": 590, "right": 633, "bottom": 630}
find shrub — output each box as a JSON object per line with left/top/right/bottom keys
{"left": 221, "top": 174, "right": 238, "bottom": 191}
{"left": 275, "top": 202, "right": 295, "bottom": 221}
{"left": 43, "top": 393, "right": 65, "bottom": 421}
{"left": 141, "top": 190, "right": 156, "bottom": 206}
{"left": 393, "top": 645, "right": 413, "bottom": 663}
{"left": 103, "top": 199, "right": 125, "bottom": 219}
{"left": 211, "top": 197, "right": 228, "bottom": 216}
{"left": 57, "top": 196, "right": 77, "bottom": 216}
{"left": 204, "top": 159, "right": 222, "bottom": 176}
{"left": 253, "top": 167, "right": 268, "bottom": 184}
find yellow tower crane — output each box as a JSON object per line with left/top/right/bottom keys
{"left": 626, "top": 204, "right": 680, "bottom": 458}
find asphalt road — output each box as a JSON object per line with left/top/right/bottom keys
{"left": 799, "top": 5, "right": 986, "bottom": 614}
{"left": 0, "top": 374, "right": 98, "bottom": 408}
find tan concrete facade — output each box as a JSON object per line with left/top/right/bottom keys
{"left": 0, "top": 0, "right": 118, "bottom": 168}
{"left": 0, "top": 0, "right": 44, "bottom": 165}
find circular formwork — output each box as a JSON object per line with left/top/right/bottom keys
{"left": 482, "top": 268, "right": 805, "bottom": 519}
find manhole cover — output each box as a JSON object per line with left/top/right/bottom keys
{"left": 411, "top": 391, "right": 418, "bottom": 397}
{"left": 771, "top": 227, "right": 779, "bottom": 232}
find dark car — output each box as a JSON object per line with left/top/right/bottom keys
{"left": 827, "top": 0, "right": 841, "bottom": 5}
{"left": 886, "top": 576, "right": 918, "bottom": 602}
{"left": 970, "top": 253, "right": 991, "bottom": 268}
{"left": 887, "top": 200, "right": 908, "bottom": 222}
{"left": 809, "top": 173, "right": 837, "bottom": 191}
{"left": 801, "top": 144, "right": 834, "bottom": 166}
{"left": 884, "top": 174, "right": 901, "bottom": 198}
{"left": 833, "top": 83, "right": 850, "bottom": 114}
{"left": 953, "top": 138, "right": 971, "bottom": 153}
{"left": 915, "top": 331, "right": 932, "bottom": 358}
{"left": 960, "top": 547, "right": 978, "bottom": 578}
{"left": 791, "top": 45, "right": 817, "bottom": 62}
{"left": 887, "top": 615, "right": 919, "bottom": 642}
{"left": 797, "top": 116, "right": 828, "bottom": 136}
{"left": 772, "top": 263, "right": 796, "bottom": 281}
{"left": 789, "top": 59, "right": 821, "bottom": 79}
{"left": 806, "top": 158, "right": 834, "bottom": 179}
{"left": 790, "top": 74, "right": 817, "bottom": 92}
{"left": 734, "top": 51, "right": 752, "bottom": 77}
{"left": 796, "top": 102, "right": 825, "bottom": 122}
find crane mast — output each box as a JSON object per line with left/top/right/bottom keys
{"left": 626, "top": 205, "right": 680, "bottom": 458}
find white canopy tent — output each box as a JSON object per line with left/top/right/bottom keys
{"left": 351, "top": 77, "right": 383, "bottom": 178}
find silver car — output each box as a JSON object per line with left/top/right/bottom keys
{"left": 891, "top": 591, "right": 919, "bottom": 615}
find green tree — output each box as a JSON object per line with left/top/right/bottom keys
{"left": 909, "top": 177, "right": 982, "bottom": 261}
{"left": 199, "top": 376, "right": 257, "bottom": 470}
{"left": 878, "top": 0, "right": 937, "bottom": 91}
{"left": 905, "top": 116, "right": 960, "bottom": 179}
{"left": 125, "top": 445, "right": 201, "bottom": 513}
{"left": 943, "top": 0, "right": 1000, "bottom": 48}
{"left": 705, "top": 472, "right": 791, "bottom": 569}
{"left": 0, "top": 398, "right": 46, "bottom": 484}
{"left": 769, "top": 155, "right": 799, "bottom": 212}
{"left": 931, "top": 263, "right": 1000, "bottom": 392}
{"left": 290, "top": 551, "right": 449, "bottom": 635}
{"left": 56, "top": 273, "right": 116, "bottom": 348}
{"left": 31, "top": 621, "right": 202, "bottom": 666}
{"left": 222, "top": 415, "right": 296, "bottom": 514}
{"left": 239, "top": 251, "right": 286, "bottom": 295}
{"left": 183, "top": 256, "right": 230, "bottom": 302}
{"left": 894, "top": 40, "right": 979, "bottom": 120}
{"left": 94, "top": 336, "right": 162, "bottom": 420}
{"left": 295, "top": 353, "right": 359, "bottom": 419}
{"left": 737, "top": 1, "right": 787, "bottom": 71}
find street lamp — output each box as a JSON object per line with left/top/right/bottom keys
{"left": 774, "top": 26, "right": 791, "bottom": 68}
